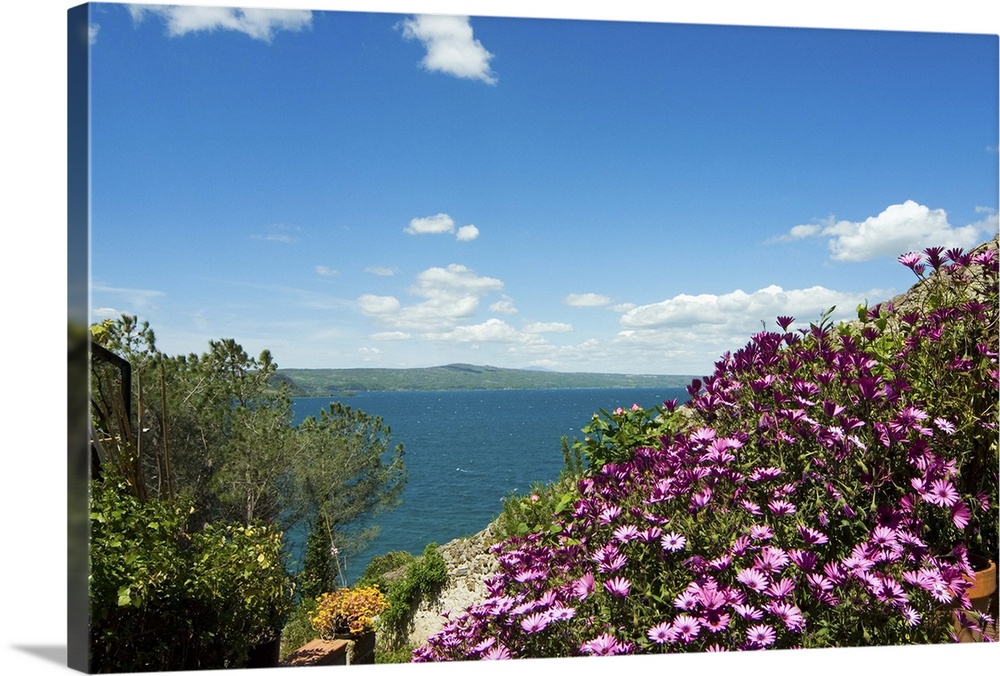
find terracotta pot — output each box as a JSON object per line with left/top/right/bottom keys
{"left": 955, "top": 554, "right": 997, "bottom": 643}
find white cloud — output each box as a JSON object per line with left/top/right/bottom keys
{"left": 315, "top": 266, "right": 339, "bottom": 277}
{"left": 404, "top": 213, "right": 481, "bottom": 241}
{"left": 89, "top": 23, "right": 100, "bottom": 45}
{"left": 565, "top": 293, "right": 613, "bottom": 308}
{"left": 456, "top": 224, "right": 480, "bottom": 241}
{"left": 621, "top": 283, "right": 889, "bottom": 332}
{"left": 92, "top": 307, "right": 119, "bottom": 319}
{"left": 92, "top": 282, "right": 166, "bottom": 309}
{"left": 357, "top": 294, "right": 401, "bottom": 316}
{"left": 523, "top": 321, "right": 573, "bottom": 334}
{"left": 252, "top": 224, "right": 299, "bottom": 243}
{"left": 366, "top": 266, "right": 397, "bottom": 277}
{"left": 405, "top": 213, "right": 455, "bottom": 235}
{"left": 128, "top": 4, "right": 312, "bottom": 42}
{"left": 777, "top": 201, "right": 991, "bottom": 261}
{"left": 399, "top": 15, "right": 497, "bottom": 84}
{"left": 490, "top": 295, "right": 518, "bottom": 314}
{"left": 427, "top": 318, "right": 522, "bottom": 343}
{"left": 371, "top": 331, "right": 411, "bottom": 341}
{"left": 357, "top": 264, "right": 503, "bottom": 331}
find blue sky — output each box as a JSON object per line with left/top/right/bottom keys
{"left": 1, "top": 3, "right": 997, "bottom": 675}
{"left": 85, "top": 2, "right": 998, "bottom": 375}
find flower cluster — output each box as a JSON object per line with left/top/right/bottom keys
{"left": 412, "top": 240, "right": 998, "bottom": 661}
{"left": 309, "top": 585, "right": 389, "bottom": 637}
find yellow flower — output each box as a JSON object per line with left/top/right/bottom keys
{"left": 308, "top": 586, "right": 389, "bottom": 637}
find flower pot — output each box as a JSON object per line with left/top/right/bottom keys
{"left": 955, "top": 554, "right": 997, "bottom": 643}
{"left": 334, "top": 631, "right": 376, "bottom": 665}
{"left": 246, "top": 631, "right": 282, "bottom": 668}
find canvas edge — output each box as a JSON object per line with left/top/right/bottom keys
{"left": 68, "top": 3, "right": 92, "bottom": 673}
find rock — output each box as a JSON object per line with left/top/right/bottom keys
{"left": 402, "top": 522, "right": 500, "bottom": 648}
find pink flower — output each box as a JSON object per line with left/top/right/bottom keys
{"left": 661, "top": 532, "right": 687, "bottom": 552}
{"left": 671, "top": 614, "right": 702, "bottom": 643}
{"left": 529, "top": 494, "right": 540, "bottom": 503}
{"left": 746, "top": 623, "right": 777, "bottom": 648}
{"left": 924, "top": 479, "right": 959, "bottom": 507}
{"left": 647, "top": 622, "right": 675, "bottom": 644}
{"left": 580, "top": 633, "right": 628, "bottom": 656}
{"left": 737, "top": 567, "right": 769, "bottom": 592}
{"left": 797, "top": 525, "right": 829, "bottom": 545}
{"left": 481, "top": 644, "right": 511, "bottom": 660}
{"left": 734, "top": 603, "right": 763, "bottom": 621}
{"left": 951, "top": 501, "right": 971, "bottom": 529}
{"left": 603, "top": 576, "right": 631, "bottom": 597}
{"left": 519, "top": 612, "right": 551, "bottom": 634}
{"left": 573, "top": 572, "right": 595, "bottom": 601}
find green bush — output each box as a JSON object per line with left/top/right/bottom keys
{"left": 356, "top": 549, "right": 417, "bottom": 589}
{"left": 89, "top": 473, "right": 294, "bottom": 672}
{"left": 376, "top": 544, "right": 448, "bottom": 648}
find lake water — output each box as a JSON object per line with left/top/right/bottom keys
{"left": 288, "top": 387, "right": 689, "bottom": 583}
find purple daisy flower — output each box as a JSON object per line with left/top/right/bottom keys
{"left": 925, "top": 479, "right": 959, "bottom": 507}
{"left": 866, "top": 529, "right": 894, "bottom": 552}
{"left": 546, "top": 605, "right": 576, "bottom": 622}
{"left": 897, "top": 251, "right": 923, "bottom": 270}
{"left": 661, "top": 532, "right": 687, "bottom": 552}
{"left": 704, "top": 611, "right": 731, "bottom": 633}
{"left": 613, "top": 524, "right": 641, "bottom": 542}
{"left": 746, "top": 624, "right": 777, "bottom": 648}
{"left": 481, "top": 644, "right": 511, "bottom": 660}
{"left": 598, "top": 553, "right": 628, "bottom": 573}
{"left": 754, "top": 546, "right": 791, "bottom": 573}
{"left": 580, "top": 633, "right": 624, "bottom": 656}
{"left": 647, "top": 622, "right": 675, "bottom": 644}
{"left": 951, "top": 501, "right": 971, "bottom": 529}
{"left": 734, "top": 604, "right": 764, "bottom": 620}
{"left": 603, "top": 576, "right": 631, "bottom": 597}
{"left": 776, "top": 315, "right": 795, "bottom": 330}
{"left": 765, "top": 578, "right": 795, "bottom": 599}
{"left": 788, "top": 549, "right": 817, "bottom": 571}
{"left": 797, "top": 524, "right": 829, "bottom": 545}
{"left": 673, "top": 590, "right": 699, "bottom": 611}
{"left": 520, "top": 611, "right": 552, "bottom": 634}
{"left": 671, "top": 614, "right": 702, "bottom": 643}
{"left": 470, "top": 637, "right": 496, "bottom": 654}
{"left": 768, "top": 601, "right": 806, "bottom": 632}
{"left": 749, "top": 524, "right": 774, "bottom": 541}
{"left": 573, "top": 572, "right": 596, "bottom": 601}
{"left": 768, "top": 499, "right": 796, "bottom": 516}
{"left": 737, "top": 567, "right": 769, "bottom": 592}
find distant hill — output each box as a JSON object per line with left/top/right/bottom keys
{"left": 274, "top": 363, "right": 696, "bottom": 395}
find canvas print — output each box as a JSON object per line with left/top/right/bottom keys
{"left": 69, "top": 2, "right": 999, "bottom": 673}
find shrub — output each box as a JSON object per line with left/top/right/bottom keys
{"left": 413, "top": 240, "right": 998, "bottom": 661}
{"left": 378, "top": 543, "right": 449, "bottom": 648}
{"left": 89, "top": 472, "right": 295, "bottom": 671}
{"left": 310, "top": 586, "right": 389, "bottom": 636}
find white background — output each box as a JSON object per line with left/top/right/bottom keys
{"left": 2, "top": 1, "right": 997, "bottom": 675}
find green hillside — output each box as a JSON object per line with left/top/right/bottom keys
{"left": 274, "top": 363, "right": 695, "bottom": 395}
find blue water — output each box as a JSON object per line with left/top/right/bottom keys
{"left": 287, "top": 387, "right": 689, "bottom": 582}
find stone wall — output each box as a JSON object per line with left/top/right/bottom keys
{"left": 395, "top": 523, "right": 500, "bottom": 648}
